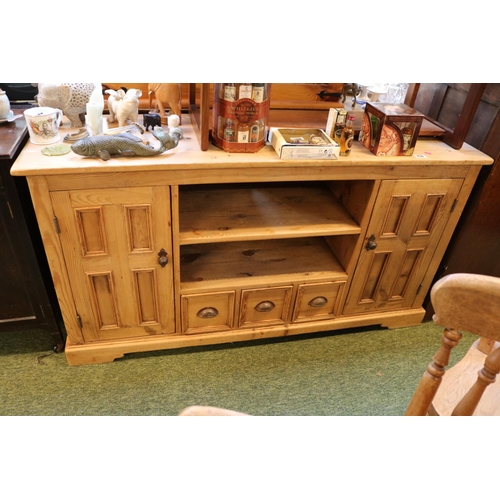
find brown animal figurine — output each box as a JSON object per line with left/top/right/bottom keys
{"left": 148, "top": 83, "right": 182, "bottom": 125}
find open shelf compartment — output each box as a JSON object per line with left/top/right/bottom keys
{"left": 180, "top": 236, "right": 348, "bottom": 292}
{"left": 178, "top": 182, "right": 361, "bottom": 245}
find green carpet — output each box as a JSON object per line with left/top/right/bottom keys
{"left": 0, "top": 321, "right": 474, "bottom": 416}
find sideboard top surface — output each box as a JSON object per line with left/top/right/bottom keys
{"left": 10, "top": 115, "right": 493, "bottom": 178}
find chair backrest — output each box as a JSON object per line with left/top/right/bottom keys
{"left": 405, "top": 273, "right": 500, "bottom": 416}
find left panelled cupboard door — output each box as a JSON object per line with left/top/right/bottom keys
{"left": 51, "top": 186, "right": 175, "bottom": 342}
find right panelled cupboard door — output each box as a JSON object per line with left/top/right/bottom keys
{"left": 343, "top": 179, "right": 463, "bottom": 315}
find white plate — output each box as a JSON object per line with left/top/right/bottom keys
{"left": 0, "top": 110, "right": 16, "bottom": 123}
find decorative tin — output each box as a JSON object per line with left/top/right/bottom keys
{"left": 212, "top": 83, "right": 271, "bottom": 153}
{"left": 359, "top": 102, "right": 424, "bottom": 156}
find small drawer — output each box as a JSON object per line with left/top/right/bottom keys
{"left": 181, "top": 291, "right": 235, "bottom": 334}
{"left": 238, "top": 286, "right": 293, "bottom": 328}
{"left": 292, "top": 281, "right": 346, "bottom": 323}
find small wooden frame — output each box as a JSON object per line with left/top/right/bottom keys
{"left": 188, "top": 83, "right": 210, "bottom": 151}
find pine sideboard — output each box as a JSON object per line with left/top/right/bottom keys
{"left": 10, "top": 115, "right": 493, "bottom": 365}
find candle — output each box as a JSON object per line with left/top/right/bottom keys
{"left": 86, "top": 102, "right": 104, "bottom": 121}
{"left": 86, "top": 102, "right": 104, "bottom": 136}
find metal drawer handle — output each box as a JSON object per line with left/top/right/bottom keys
{"left": 197, "top": 307, "right": 219, "bottom": 319}
{"left": 255, "top": 301, "right": 275, "bottom": 313}
{"left": 308, "top": 296, "right": 328, "bottom": 308}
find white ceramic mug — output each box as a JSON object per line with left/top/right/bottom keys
{"left": 24, "top": 107, "right": 63, "bottom": 145}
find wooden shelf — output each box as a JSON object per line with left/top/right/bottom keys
{"left": 180, "top": 237, "right": 348, "bottom": 291}
{"left": 179, "top": 182, "right": 361, "bottom": 245}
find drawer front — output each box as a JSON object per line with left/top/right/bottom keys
{"left": 181, "top": 291, "right": 235, "bottom": 334}
{"left": 293, "top": 281, "right": 346, "bottom": 323}
{"left": 239, "top": 286, "right": 293, "bottom": 328}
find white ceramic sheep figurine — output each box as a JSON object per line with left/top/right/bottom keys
{"left": 105, "top": 88, "right": 142, "bottom": 128}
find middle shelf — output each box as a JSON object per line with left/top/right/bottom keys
{"left": 178, "top": 182, "right": 362, "bottom": 245}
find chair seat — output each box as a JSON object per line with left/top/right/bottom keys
{"left": 430, "top": 339, "right": 500, "bottom": 416}
{"left": 179, "top": 405, "right": 248, "bottom": 416}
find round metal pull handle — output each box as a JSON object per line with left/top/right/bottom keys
{"left": 158, "top": 248, "right": 169, "bottom": 267}
{"left": 255, "top": 301, "right": 275, "bottom": 313}
{"left": 308, "top": 296, "right": 328, "bottom": 308}
{"left": 365, "top": 234, "right": 377, "bottom": 251}
{"left": 197, "top": 307, "right": 219, "bottom": 319}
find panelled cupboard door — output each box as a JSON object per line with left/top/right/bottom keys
{"left": 344, "top": 179, "right": 463, "bottom": 315}
{"left": 51, "top": 186, "right": 175, "bottom": 342}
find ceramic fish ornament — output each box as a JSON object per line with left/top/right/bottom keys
{"left": 71, "top": 126, "right": 181, "bottom": 161}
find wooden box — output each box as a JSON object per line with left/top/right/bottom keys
{"left": 359, "top": 102, "right": 424, "bottom": 156}
{"left": 269, "top": 127, "right": 339, "bottom": 159}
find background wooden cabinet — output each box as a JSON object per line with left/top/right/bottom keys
{"left": 0, "top": 109, "right": 64, "bottom": 350}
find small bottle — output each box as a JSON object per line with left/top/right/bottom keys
{"left": 401, "top": 124, "right": 413, "bottom": 151}
{"left": 223, "top": 83, "right": 236, "bottom": 102}
{"left": 339, "top": 114, "right": 355, "bottom": 156}
{"left": 370, "top": 115, "right": 380, "bottom": 147}
{"left": 251, "top": 83, "right": 265, "bottom": 103}
{"left": 238, "top": 84, "right": 252, "bottom": 100}
{"left": 249, "top": 120, "right": 263, "bottom": 143}
{"left": 333, "top": 110, "right": 348, "bottom": 145}
{"left": 224, "top": 119, "right": 235, "bottom": 142}
{"left": 237, "top": 121, "right": 249, "bottom": 143}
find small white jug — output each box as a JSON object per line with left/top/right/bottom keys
{"left": 0, "top": 89, "right": 11, "bottom": 120}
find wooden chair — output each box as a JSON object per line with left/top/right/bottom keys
{"left": 405, "top": 273, "right": 500, "bottom": 416}
{"left": 404, "top": 83, "right": 487, "bottom": 149}
{"left": 178, "top": 405, "right": 249, "bottom": 416}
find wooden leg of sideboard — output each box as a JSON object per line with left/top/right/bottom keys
{"left": 379, "top": 308, "right": 426, "bottom": 329}
{"left": 65, "top": 341, "right": 126, "bottom": 365}
{"left": 63, "top": 308, "right": 428, "bottom": 365}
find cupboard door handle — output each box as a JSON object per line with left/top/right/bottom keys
{"left": 157, "top": 248, "right": 169, "bottom": 267}
{"left": 365, "top": 234, "right": 377, "bottom": 251}
{"left": 197, "top": 307, "right": 219, "bottom": 319}
{"left": 308, "top": 296, "right": 328, "bottom": 308}
{"left": 255, "top": 301, "right": 275, "bottom": 313}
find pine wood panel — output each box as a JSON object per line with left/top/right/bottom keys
{"left": 267, "top": 83, "right": 343, "bottom": 109}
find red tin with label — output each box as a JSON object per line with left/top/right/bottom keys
{"left": 212, "top": 83, "right": 271, "bottom": 153}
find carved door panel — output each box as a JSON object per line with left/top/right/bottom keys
{"left": 51, "top": 186, "right": 175, "bottom": 342}
{"left": 344, "top": 179, "right": 462, "bottom": 315}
